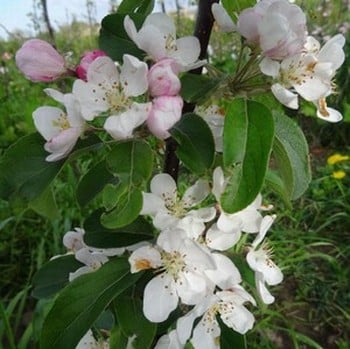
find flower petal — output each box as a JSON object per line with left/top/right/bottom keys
{"left": 212, "top": 3, "right": 236, "bottom": 32}
{"left": 143, "top": 273, "right": 178, "bottom": 322}
{"left": 271, "top": 83, "right": 299, "bottom": 109}
{"left": 120, "top": 54, "right": 148, "bottom": 97}
{"left": 103, "top": 102, "right": 151, "bottom": 140}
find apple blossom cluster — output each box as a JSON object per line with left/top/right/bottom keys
{"left": 127, "top": 168, "right": 282, "bottom": 348}
{"left": 15, "top": 13, "right": 203, "bottom": 162}
{"left": 58, "top": 168, "right": 282, "bottom": 349}
{"left": 212, "top": 0, "right": 346, "bottom": 122}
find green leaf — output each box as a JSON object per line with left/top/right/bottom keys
{"left": 264, "top": 170, "right": 292, "bottom": 209}
{"left": 115, "top": 296, "right": 157, "bottom": 349}
{"left": 180, "top": 74, "right": 224, "bottom": 104}
{"left": 40, "top": 257, "right": 141, "bottom": 349}
{"left": 107, "top": 140, "right": 154, "bottom": 184}
{"left": 170, "top": 113, "right": 215, "bottom": 175}
{"left": 32, "top": 255, "right": 83, "bottom": 299}
{"left": 0, "top": 133, "right": 64, "bottom": 201}
{"left": 117, "top": 0, "right": 154, "bottom": 15}
{"left": 77, "top": 160, "right": 115, "bottom": 207}
{"left": 99, "top": 13, "right": 145, "bottom": 62}
{"left": 229, "top": 255, "right": 254, "bottom": 289}
{"left": 272, "top": 111, "right": 311, "bottom": 200}
{"left": 29, "top": 187, "right": 60, "bottom": 220}
{"left": 84, "top": 210, "right": 154, "bottom": 248}
{"left": 221, "top": 99, "right": 274, "bottom": 213}
{"left": 101, "top": 187, "right": 143, "bottom": 229}
{"left": 222, "top": 0, "right": 255, "bottom": 17}
{"left": 219, "top": 317, "right": 247, "bottom": 349}
{"left": 110, "top": 326, "right": 129, "bottom": 348}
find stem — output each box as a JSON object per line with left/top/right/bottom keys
{"left": 163, "top": 0, "right": 219, "bottom": 180}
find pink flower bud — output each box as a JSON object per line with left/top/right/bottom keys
{"left": 147, "top": 96, "right": 183, "bottom": 139}
{"left": 76, "top": 50, "right": 107, "bottom": 81}
{"left": 15, "top": 39, "right": 67, "bottom": 82}
{"left": 148, "top": 58, "right": 181, "bottom": 97}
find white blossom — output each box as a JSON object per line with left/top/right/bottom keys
{"left": 124, "top": 13, "right": 205, "bottom": 70}
{"left": 260, "top": 34, "right": 345, "bottom": 122}
{"left": 246, "top": 215, "right": 283, "bottom": 304}
{"left": 129, "top": 229, "right": 216, "bottom": 322}
{"left": 141, "top": 173, "right": 216, "bottom": 239}
{"left": 72, "top": 55, "right": 151, "bottom": 139}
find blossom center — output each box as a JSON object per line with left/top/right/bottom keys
{"left": 53, "top": 112, "right": 70, "bottom": 130}
{"left": 162, "top": 191, "right": 187, "bottom": 217}
{"left": 165, "top": 34, "right": 177, "bottom": 52}
{"left": 105, "top": 88, "right": 130, "bottom": 113}
{"left": 161, "top": 250, "right": 186, "bottom": 279}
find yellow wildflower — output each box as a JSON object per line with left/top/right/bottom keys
{"left": 327, "top": 153, "right": 349, "bottom": 165}
{"left": 332, "top": 170, "right": 346, "bottom": 179}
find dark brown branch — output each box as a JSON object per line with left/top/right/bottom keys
{"left": 163, "top": 0, "right": 219, "bottom": 180}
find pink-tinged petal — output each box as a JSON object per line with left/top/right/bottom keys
{"left": 143, "top": 274, "right": 178, "bottom": 322}
{"left": 44, "top": 127, "right": 80, "bottom": 161}
{"left": 103, "top": 102, "right": 151, "bottom": 140}
{"left": 148, "top": 59, "right": 181, "bottom": 97}
{"left": 255, "top": 272, "right": 275, "bottom": 304}
{"left": 271, "top": 83, "right": 299, "bottom": 109}
{"left": 76, "top": 50, "right": 107, "bottom": 81}
{"left": 182, "top": 179, "right": 210, "bottom": 208}
{"left": 33, "top": 106, "right": 65, "bottom": 141}
{"left": 205, "top": 253, "right": 242, "bottom": 289}
{"left": 86, "top": 56, "right": 119, "bottom": 87}
{"left": 147, "top": 96, "right": 183, "bottom": 139}
{"left": 15, "top": 39, "right": 66, "bottom": 82}
{"left": 128, "top": 245, "right": 162, "bottom": 273}
{"left": 141, "top": 192, "right": 166, "bottom": 216}
{"left": 258, "top": 13, "right": 290, "bottom": 53}
{"left": 150, "top": 173, "right": 177, "bottom": 201}
{"left": 237, "top": 8, "right": 260, "bottom": 43}
{"left": 211, "top": 3, "right": 236, "bottom": 32}
{"left": 171, "top": 37, "right": 201, "bottom": 65}
{"left": 206, "top": 223, "right": 241, "bottom": 251}
{"left": 120, "top": 54, "right": 148, "bottom": 97}
{"left": 259, "top": 57, "right": 280, "bottom": 77}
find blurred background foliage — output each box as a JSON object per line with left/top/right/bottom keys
{"left": 0, "top": 0, "right": 349, "bottom": 348}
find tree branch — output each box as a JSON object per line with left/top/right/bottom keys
{"left": 163, "top": 0, "right": 219, "bottom": 180}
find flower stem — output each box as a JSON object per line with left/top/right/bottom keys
{"left": 163, "top": 0, "right": 219, "bottom": 181}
